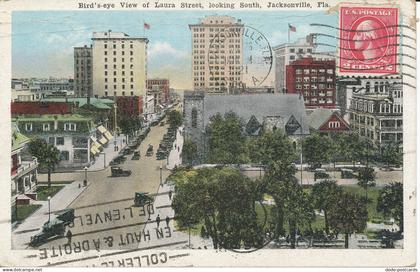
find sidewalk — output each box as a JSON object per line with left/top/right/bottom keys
{"left": 166, "top": 126, "right": 183, "bottom": 170}
{"left": 12, "top": 181, "right": 89, "bottom": 249}
{"left": 88, "top": 133, "right": 127, "bottom": 171}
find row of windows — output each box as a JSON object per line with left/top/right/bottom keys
{"left": 104, "top": 91, "right": 135, "bottom": 97}
{"left": 104, "top": 78, "right": 134, "bottom": 83}
{"left": 296, "top": 76, "right": 334, "bottom": 83}
{"left": 289, "top": 48, "right": 312, "bottom": 54}
{"left": 104, "top": 43, "right": 134, "bottom": 49}
{"left": 303, "top": 98, "right": 334, "bottom": 104}
{"left": 104, "top": 70, "right": 134, "bottom": 76}
{"left": 24, "top": 123, "right": 77, "bottom": 132}
{"left": 296, "top": 83, "right": 334, "bottom": 90}
{"left": 104, "top": 50, "right": 134, "bottom": 56}
{"left": 104, "top": 57, "right": 136, "bottom": 63}
{"left": 296, "top": 68, "right": 334, "bottom": 74}
{"left": 104, "top": 84, "right": 135, "bottom": 90}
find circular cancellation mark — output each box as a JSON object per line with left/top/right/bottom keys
{"left": 208, "top": 25, "right": 273, "bottom": 92}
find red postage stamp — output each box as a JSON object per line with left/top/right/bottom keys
{"left": 339, "top": 7, "right": 398, "bottom": 74}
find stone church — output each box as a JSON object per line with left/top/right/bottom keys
{"left": 183, "top": 91, "right": 309, "bottom": 163}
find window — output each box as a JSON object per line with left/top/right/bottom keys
{"left": 60, "top": 151, "right": 69, "bottom": 161}
{"left": 366, "top": 82, "right": 370, "bottom": 92}
{"left": 105, "top": 58, "right": 108, "bottom": 62}
{"left": 42, "top": 123, "right": 50, "bottom": 131}
{"left": 289, "top": 48, "right": 295, "bottom": 53}
{"left": 56, "top": 137, "right": 64, "bottom": 145}
{"left": 104, "top": 44, "right": 107, "bottom": 49}
{"left": 130, "top": 51, "right": 133, "bottom": 55}
{"left": 105, "top": 91, "right": 108, "bottom": 96}
{"left": 25, "top": 123, "right": 32, "bottom": 131}
{"left": 64, "top": 123, "right": 77, "bottom": 131}
{"left": 130, "top": 84, "right": 134, "bottom": 89}
{"left": 191, "top": 108, "right": 198, "bottom": 128}
{"left": 105, "top": 71, "right": 108, "bottom": 76}
{"left": 113, "top": 44, "right": 116, "bottom": 49}
{"left": 290, "top": 55, "right": 295, "bottom": 60}
{"left": 48, "top": 137, "right": 55, "bottom": 145}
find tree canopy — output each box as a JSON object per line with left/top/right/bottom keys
{"left": 27, "top": 137, "right": 61, "bottom": 187}
{"left": 167, "top": 110, "right": 183, "bottom": 128}
{"left": 303, "top": 133, "right": 333, "bottom": 168}
{"left": 377, "top": 182, "right": 403, "bottom": 232}
{"left": 171, "top": 167, "right": 265, "bottom": 249}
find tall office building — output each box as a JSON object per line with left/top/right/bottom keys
{"left": 74, "top": 45, "right": 93, "bottom": 97}
{"left": 189, "top": 16, "right": 244, "bottom": 93}
{"left": 91, "top": 31, "right": 148, "bottom": 98}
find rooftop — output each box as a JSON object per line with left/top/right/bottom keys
{"left": 13, "top": 114, "right": 93, "bottom": 122}
{"left": 11, "top": 123, "right": 29, "bottom": 152}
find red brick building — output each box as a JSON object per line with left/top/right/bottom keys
{"left": 146, "top": 78, "right": 169, "bottom": 107}
{"left": 286, "top": 58, "right": 336, "bottom": 109}
{"left": 116, "top": 96, "right": 143, "bottom": 119}
{"left": 11, "top": 102, "right": 73, "bottom": 115}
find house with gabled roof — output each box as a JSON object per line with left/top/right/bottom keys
{"left": 308, "top": 108, "right": 350, "bottom": 133}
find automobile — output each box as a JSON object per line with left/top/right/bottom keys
{"left": 110, "top": 155, "right": 126, "bottom": 165}
{"left": 134, "top": 192, "right": 154, "bottom": 207}
{"left": 56, "top": 208, "right": 75, "bottom": 225}
{"left": 340, "top": 168, "right": 355, "bottom": 179}
{"left": 121, "top": 147, "right": 133, "bottom": 155}
{"left": 160, "top": 121, "right": 165, "bottom": 126}
{"left": 146, "top": 144, "right": 154, "bottom": 156}
{"left": 132, "top": 151, "right": 141, "bottom": 160}
{"left": 29, "top": 217, "right": 70, "bottom": 247}
{"left": 314, "top": 168, "right": 329, "bottom": 180}
{"left": 156, "top": 150, "right": 166, "bottom": 160}
{"left": 111, "top": 166, "right": 132, "bottom": 177}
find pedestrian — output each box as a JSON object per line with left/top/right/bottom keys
{"left": 156, "top": 214, "right": 161, "bottom": 228}
{"left": 66, "top": 229, "right": 72, "bottom": 244}
{"left": 166, "top": 216, "right": 170, "bottom": 227}
{"left": 168, "top": 190, "right": 173, "bottom": 200}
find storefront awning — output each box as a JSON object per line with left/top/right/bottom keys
{"left": 90, "top": 145, "right": 100, "bottom": 155}
{"left": 97, "top": 125, "right": 114, "bottom": 141}
{"left": 90, "top": 136, "right": 102, "bottom": 151}
{"left": 98, "top": 137, "right": 108, "bottom": 145}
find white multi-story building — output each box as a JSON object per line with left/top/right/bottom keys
{"left": 189, "top": 16, "right": 244, "bottom": 93}
{"left": 91, "top": 31, "right": 148, "bottom": 98}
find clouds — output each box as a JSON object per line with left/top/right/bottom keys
{"left": 148, "top": 41, "right": 188, "bottom": 60}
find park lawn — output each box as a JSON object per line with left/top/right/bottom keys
{"left": 36, "top": 186, "right": 64, "bottom": 201}
{"left": 12, "top": 204, "right": 42, "bottom": 222}
{"left": 341, "top": 185, "right": 384, "bottom": 221}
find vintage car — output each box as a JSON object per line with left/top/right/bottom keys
{"left": 110, "top": 155, "right": 126, "bottom": 165}
{"left": 146, "top": 144, "right": 154, "bottom": 156}
{"left": 132, "top": 151, "right": 141, "bottom": 160}
{"left": 134, "top": 192, "right": 154, "bottom": 207}
{"left": 340, "top": 168, "right": 355, "bottom": 179}
{"left": 111, "top": 166, "right": 132, "bottom": 177}
{"left": 29, "top": 209, "right": 75, "bottom": 247}
{"left": 314, "top": 168, "right": 329, "bottom": 180}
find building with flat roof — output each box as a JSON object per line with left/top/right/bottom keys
{"left": 74, "top": 45, "right": 93, "bottom": 97}
{"left": 189, "top": 16, "right": 244, "bottom": 93}
{"left": 90, "top": 31, "right": 148, "bottom": 98}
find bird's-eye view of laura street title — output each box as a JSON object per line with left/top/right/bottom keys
{"left": 10, "top": 9, "right": 404, "bottom": 254}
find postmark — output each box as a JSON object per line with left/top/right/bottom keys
{"left": 208, "top": 25, "right": 273, "bottom": 91}
{"left": 339, "top": 6, "right": 399, "bottom": 74}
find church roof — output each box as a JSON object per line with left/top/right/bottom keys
{"left": 200, "top": 93, "right": 309, "bottom": 135}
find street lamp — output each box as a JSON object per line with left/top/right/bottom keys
{"left": 159, "top": 166, "right": 163, "bottom": 187}
{"left": 100, "top": 152, "right": 106, "bottom": 169}
{"left": 47, "top": 196, "right": 51, "bottom": 223}
{"left": 84, "top": 166, "right": 88, "bottom": 186}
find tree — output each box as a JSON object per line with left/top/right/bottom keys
{"left": 311, "top": 180, "right": 343, "bottom": 234}
{"left": 381, "top": 143, "right": 402, "bottom": 168}
{"left": 377, "top": 182, "right": 403, "bottom": 232}
{"left": 206, "top": 112, "right": 247, "bottom": 165}
{"left": 329, "top": 192, "right": 368, "bottom": 248}
{"left": 27, "top": 137, "right": 60, "bottom": 188}
{"left": 303, "top": 133, "right": 334, "bottom": 168}
{"left": 167, "top": 110, "right": 183, "bottom": 129}
{"left": 247, "top": 130, "right": 300, "bottom": 241}
{"left": 171, "top": 167, "right": 265, "bottom": 249}
{"left": 181, "top": 139, "right": 197, "bottom": 166}
{"left": 119, "top": 117, "right": 142, "bottom": 140}
{"left": 357, "top": 166, "right": 376, "bottom": 200}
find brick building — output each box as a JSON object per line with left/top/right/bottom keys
{"left": 146, "top": 78, "right": 170, "bottom": 108}
{"left": 116, "top": 96, "right": 143, "bottom": 119}
{"left": 285, "top": 58, "right": 336, "bottom": 109}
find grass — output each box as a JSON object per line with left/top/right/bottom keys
{"left": 341, "top": 185, "right": 384, "bottom": 221}
{"left": 12, "top": 204, "right": 42, "bottom": 222}
{"left": 36, "top": 186, "right": 64, "bottom": 201}
{"left": 38, "top": 180, "right": 74, "bottom": 185}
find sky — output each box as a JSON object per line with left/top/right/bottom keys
{"left": 12, "top": 11, "right": 338, "bottom": 89}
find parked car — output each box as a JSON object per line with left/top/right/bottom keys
{"left": 314, "top": 168, "right": 329, "bottom": 180}
{"left": 146, "top": 144, "right": 154, "bottom": 156}
{"left": 111, "top": 166, "right": 132, "bottom": 177}
{"left": 340, "top": 168, "right": 355, "bottom": 179}
{"left": 134, "top": 192, "right": 154, "bottom": 207}
{"left": 110, "top": 155, "right": 126, "bottom": 165}
{"left": 132, "top": 151, "right": 141, "bottom": 160}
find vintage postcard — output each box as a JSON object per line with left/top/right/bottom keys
{"left": 0, "top": 0, "right": 416, "bottom": 268}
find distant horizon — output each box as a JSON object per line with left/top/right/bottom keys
{"left": 12, "top": 11, "right": 337, "bottom": 89}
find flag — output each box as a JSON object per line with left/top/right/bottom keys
{"left": 289, "top": 24, "right": 296, "bottom": 32}
{"left": 144, "top": 22, "right": 150, "bottom": 30}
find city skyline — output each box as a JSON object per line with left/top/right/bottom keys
{"left": 12, "top": 11, "right": 337, "bottom": 89}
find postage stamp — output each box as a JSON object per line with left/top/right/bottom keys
{"left": 339, "top": 7, "right": 399, "bottom": 74}
{"left": 0, "top": 0, "right": 417, "bottom": 268}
